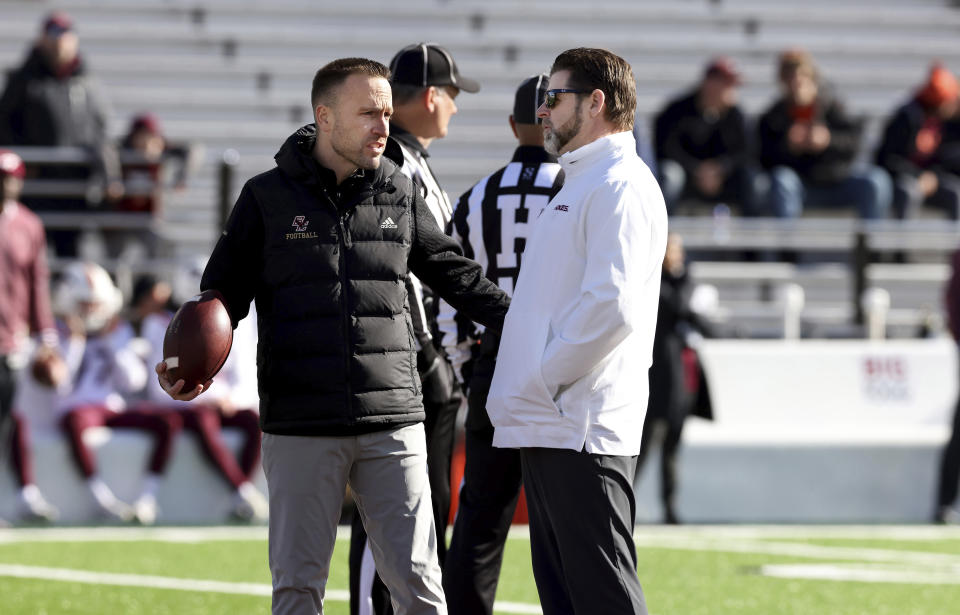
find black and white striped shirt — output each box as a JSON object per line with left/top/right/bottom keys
{"left": 439, "top": 146, "right": 564, "bottom": 350}
{"left": 391, "top": 126, "right": 453, "bottom": 353}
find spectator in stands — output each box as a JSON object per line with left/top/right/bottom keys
{"left": 118, "top": 113, "right": 196, "bottom": 213}
{"left": 636, "top": 233, "right": 713, "bottom": 525}
{"left": 876, "top": 63, "right": 960, "bottom": 220}
{"left": 935, "top": 246, "right": 960, "bottom": 524}
{"left": 350, "top": 43, "right": 480, "bottom": 615}
{"left": 758, "top": 49, "right": 892, "bottom": 219}
{"left": 132, "top": 264, "right": 267, "bottom": 523}
{"left": 0, "top": 149, "right": 65, "bottom": 523}
{"left": 654, "top": 57, "right": 761, "bottom": 215}
{"left": 54, "top": 262, "right": 179, "bottom": 524}
{"left": 109, "top": 113, "right": 195, "bottom": 258}
{"left": 0, "top": 11, "right": 122, "bottom": 256}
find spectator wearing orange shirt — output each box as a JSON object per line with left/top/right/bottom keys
{"left": 876, "top": 63, "right": 960, "bottom": 219}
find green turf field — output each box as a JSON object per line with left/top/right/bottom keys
{"left": 1, "top": 525, "right": 958, "bottom": 614}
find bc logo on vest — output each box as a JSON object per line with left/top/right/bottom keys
{"left": 286, "top": 215, "right": 318, "bottom": 240}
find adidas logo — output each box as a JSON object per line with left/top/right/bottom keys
{"left": 380, "top": 216, "right": 398, "bottom": 229}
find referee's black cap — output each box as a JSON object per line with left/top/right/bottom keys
{"left": 513, "top": 73, "right": 549, "bottom": 125}
{"left": 389, "top": 43, "right": 480, "bottom": 93}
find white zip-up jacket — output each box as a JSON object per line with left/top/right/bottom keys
{"left": 487, "top": 130, "right": 667, "bottom": 455}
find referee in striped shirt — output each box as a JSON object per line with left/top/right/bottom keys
{"left": 440, "top": 74, "right": 564, "bottom": 615}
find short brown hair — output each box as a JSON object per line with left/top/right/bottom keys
{"left": 311, "top": 58, "right": 391, "bottom": 109}
{"left": 550, "top": 48, "right": 636, "bottom": 131}
{"left": 778, "top": 48, "right": 817, "bottom": 83}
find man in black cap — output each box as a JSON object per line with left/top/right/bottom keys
{"left": 350, "top": 43, "right": 480, "bottom": 615}
{"left": 439, "top": 74, "right": 564, "bottom": 615}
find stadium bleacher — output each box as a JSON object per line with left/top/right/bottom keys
{"left": 3, "top": 0, "right": 960, "bottom": 253}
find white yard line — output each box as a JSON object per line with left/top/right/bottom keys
{"left": 630, "top": 525, "right": 960, "bottom": 541}
{"left": 760, "top": 563, "right": 960, "bottom": 585}
{"left": 0, "top": 563, "right": 276, "bottom": 597}
{"left": 0, "top": 526, "right": 269, "bottom": 543}
{"left": 0, "top": 564, "right": 542, "bottom": 614}
{"left": 631, "top": 534, "right": 960, "bottom": 566}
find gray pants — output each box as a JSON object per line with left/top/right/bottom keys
{"left": 263, "top": 425, "right": 446, "bottom": 615}
{"left": 521, "top": 447, "right": 648, "bottom": 615}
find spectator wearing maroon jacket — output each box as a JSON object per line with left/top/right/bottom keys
{"left": 108, "top": 113, "right": 195, "bottom": 257}
{"left": 118, "top": 113, "right": 194, "bottom": 214}
{"left": 0, "top": 149, "right": 65, "bottom": 523}
{"left": 758, "top": 49, "right": 892, "bottom": 219}
{"left": 876, "top": 63, "right": 960, "bottom": 220}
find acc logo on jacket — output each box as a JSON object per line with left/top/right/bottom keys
{"left": 553, "top": 204, "right": 569, "bottom": 212}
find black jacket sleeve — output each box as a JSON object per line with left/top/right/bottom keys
{"left": 200, "top": 183, "right": 264, "bottom": 327}
{"left": 757, "top": 103, "right": 793, "bottom": 171}
{"left": 408, "top": 191, "right": 510, "bottom": 334}
{"left": 876, "top": 104, "right": 922, "bottom": 178}
{"left": 0, "top": 68, "right": 26, "bottom": 144}
{"left": 822, "top": 99, "right": 862, "bottom": 164}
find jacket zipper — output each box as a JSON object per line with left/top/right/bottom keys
{"left": 324, "top": 181, "right": 395, "bottom": 415}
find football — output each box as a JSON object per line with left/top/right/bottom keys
{"left": 162, "top": 289, "right": 233, "bottom": 391}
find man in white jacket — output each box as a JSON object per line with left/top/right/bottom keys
{"left": 487, "top": 48, "right": 667, "bottom": 615}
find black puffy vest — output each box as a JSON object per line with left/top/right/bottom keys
{"left": 247, "top": 128, "right": 424, "bottom": 435}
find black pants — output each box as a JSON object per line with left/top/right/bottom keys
{"left": 0, "top": 358, "right": 15, "bottom": 479}
{"left": 349, "top": 367, "right": 461, "bottom": 615}
{"left": 521, "top": 447, "right": 648, "bottom": 615}
{"left": 635, "top": 413, "right": 685, "bottom": 522}
{"left": 442, "top": 415, "right": 522, "bottom": 615}
{"left": 937, "top": 389, "right": 960, "bottom": 511}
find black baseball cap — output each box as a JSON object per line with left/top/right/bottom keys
{"left": 389, "top": 43, "right": 480, "bottom": 93}
{"left": 513, "top": 73, "right": 549, "bottom": 125}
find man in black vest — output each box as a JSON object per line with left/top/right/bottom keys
{"left": 157, "top": 57, "right": 509, "bottom": 615}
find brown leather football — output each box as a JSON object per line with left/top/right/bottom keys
{"left": 162, "top": 289, "right": 233, "bottom": 391}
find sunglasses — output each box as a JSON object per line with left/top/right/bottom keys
{"left": 544, "top": 88, "right": 589, "bottom": 109}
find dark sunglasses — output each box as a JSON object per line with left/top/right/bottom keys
{"left": 544, "top": 88, "right": 589, "bottom": 109}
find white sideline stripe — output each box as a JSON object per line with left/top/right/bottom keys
{"left": 0, "top": 564, "right": 279, "bottom": 598}
{"left": 630, "top": 525, "right": 960, "bottom": 541}
{"left": 631, "top": 535, "right": 960, "bottom": 566}
{"left": 760, "top": 563, "right": 960, "bottom": 585}
{"left": 0, "top": 526, "right": 269, "bottom": 544}
{"left": 0, "top": 564, "right": 544, "bottom": 614}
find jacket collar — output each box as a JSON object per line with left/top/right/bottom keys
{"left": 558, "top": 131, "right": 636, "bottom": 177}
{"left": 389, "top": 124, "right": 429, "bottom": 158}
{"left": 275, "top": 124, "right": 402, "bottom": 188}
{"left": 511, "top": 146, "right": 556, "bottom": 165}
